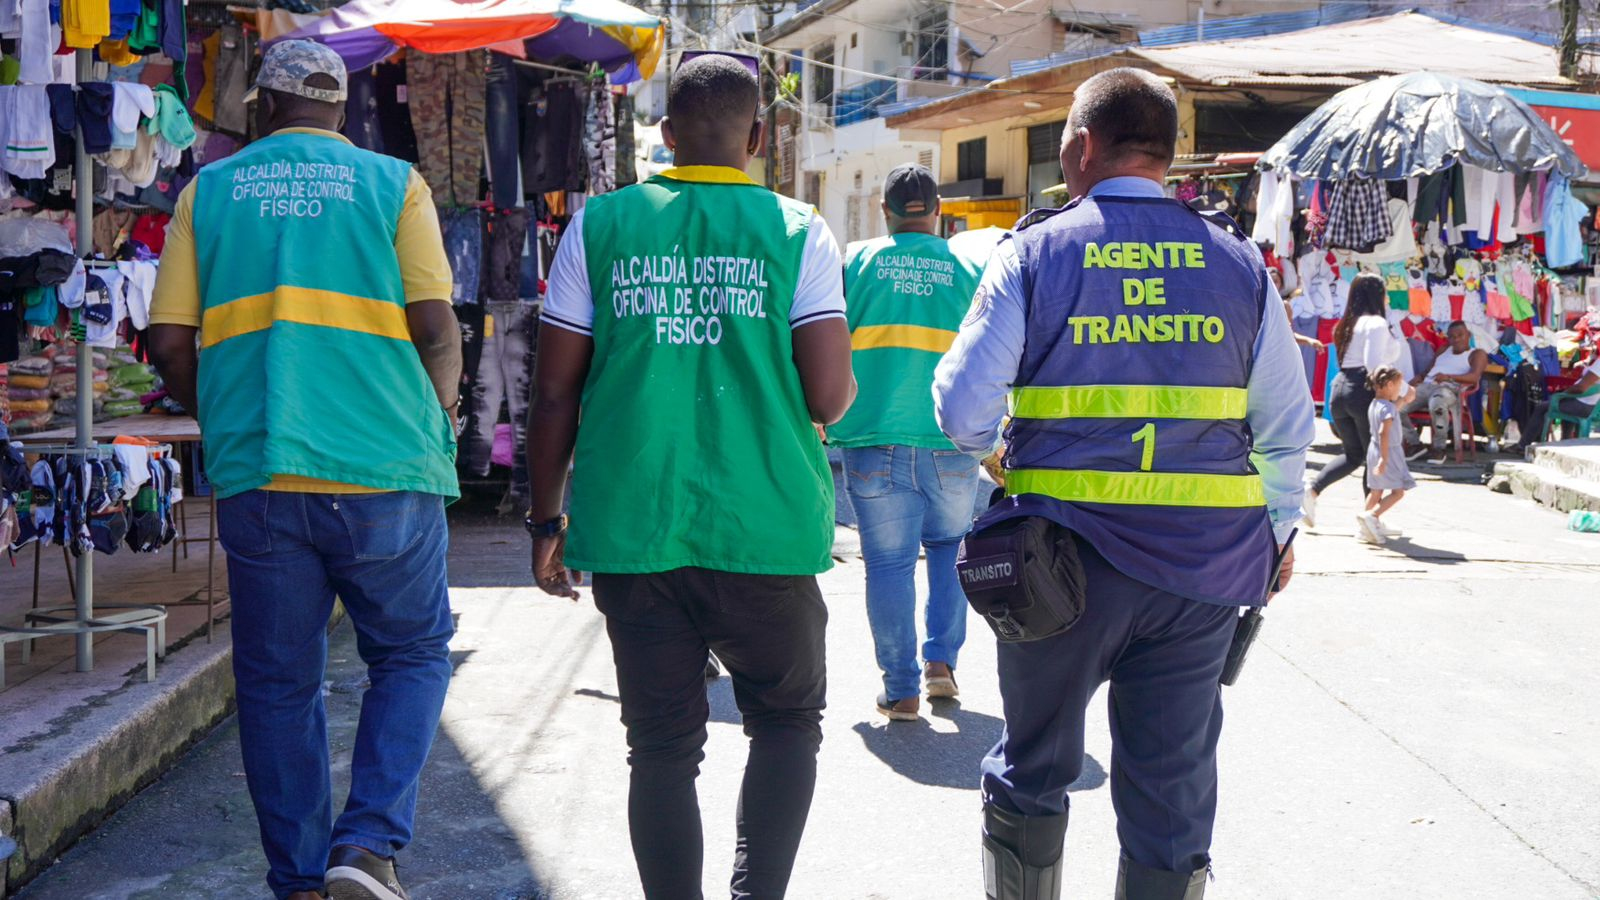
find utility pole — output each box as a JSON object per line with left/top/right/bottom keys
{"left": 764, "top": 9, "right": 777, "bottom": 190}
{"left": 1560, "top": 0, "right": 1580, "bottom": 80}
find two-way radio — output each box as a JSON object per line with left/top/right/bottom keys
{"left": 1219, "top": 528, "right": 1297, "bottom": 687}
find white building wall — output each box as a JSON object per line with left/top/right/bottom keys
{"left": 800, "top": 119, "right": 936, "bottom": 245}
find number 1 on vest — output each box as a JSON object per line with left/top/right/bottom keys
{"left": 1131, "top": 423, "right": 1156, "bottom": 471}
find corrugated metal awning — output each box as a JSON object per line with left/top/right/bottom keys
{"left": 887, "top": 11, "right": 1583, "bottom": 131}
{"left": 1131, "top": 12, "right": 1575, "bottom": 89}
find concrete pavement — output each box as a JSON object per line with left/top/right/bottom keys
{"left": 15, "top": 431, "right": 1600, "bottom": 899}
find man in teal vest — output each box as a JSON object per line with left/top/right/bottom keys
{"left": 829, "top": 164, "right": 986, "bottom": 721}
{"left": 527, "top": 53, "right": 855, "bottom": 899}
{"left": 148, "top": 40, "right": 463, "bottom": 900}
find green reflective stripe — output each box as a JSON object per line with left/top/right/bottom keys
{"left": 1006, "top": 468, "right": 1265, "bottom": 508}
{"left": 1010, "top": 385, "right": 1248, "bottom": 420}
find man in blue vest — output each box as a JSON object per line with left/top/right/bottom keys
{"left": 933, "top": 68, "right": 1312, "bottom": 899}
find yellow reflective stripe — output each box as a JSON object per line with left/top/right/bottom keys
{"left": 200, "top": 287, "right": 410, "bottom": 349}
{"left": 852, "top": 324, "right": 958, "bottom": 354}
{"left": 657, "top": 165, "right": 759, "bottom": 185}
{"left": 1006, "top": 468, "right": 1265, "bottom": 508}
{"left": 1010, "top": 385, "right": 1247, "bottom": 420}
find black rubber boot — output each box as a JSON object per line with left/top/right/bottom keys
{"left": 1114, "top": 854, "right": 1207, "bottom": 900}
{"left": 981, "top": 802, "right": 1068, "bottom": 900}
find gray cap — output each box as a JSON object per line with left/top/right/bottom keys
{"left": 245, "top": 40, "right": 348, "bottom": 104}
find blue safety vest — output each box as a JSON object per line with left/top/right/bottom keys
{"left": 982, "top": 195, "right": 1275, "bottom": 605}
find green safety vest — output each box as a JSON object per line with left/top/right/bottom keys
{"left": 828, "top": 232, "right": 984, "bottom": 448}
{"left": 190, "top": 131, "right": 458, "bottom": 499}
{"left": 566, "top": 166, "right": 834, "bottom": 575}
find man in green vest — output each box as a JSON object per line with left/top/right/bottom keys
{"left": 148, "top": 40, "right": 462, "bottom": 900}
{"left": 526, "top": 53, "right": 855, "bottom": 899}
{"left": 828, "top": 164, "right": 986, "bottom": 722}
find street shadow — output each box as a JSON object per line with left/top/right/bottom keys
{"left": 849, "top": 700, "right": 1104, "bottom": 792}
{"left": 13, "top": 618, "right": 553, "bottom": 900}
{"left": 573, "top": 678, "right": 742, "bottom": 726}
{"left": 1380, "top": 538, "right": 1469, "bottom": 565}
{"left": 575, "top": 687, "right": 621, "bottom": 704}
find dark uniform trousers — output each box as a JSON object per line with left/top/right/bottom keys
{"left": 980, "top": 536, "right": 1238, "bottom": 874}
{"left": 592, "top": 568, "right": 829, "bottom": 900}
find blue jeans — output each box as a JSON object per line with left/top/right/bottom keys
{"left": 218, "top": 490, "right": 454, "bottom": 899}
{"left": 843, "top": 445, "right": 980, "bottom": 699}
{"left": 485, "top": 52, "right": 522, "bottom": 210}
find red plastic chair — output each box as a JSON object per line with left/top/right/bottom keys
{"left": 1407, "top": 382, "right": 1478, "bottom": 463}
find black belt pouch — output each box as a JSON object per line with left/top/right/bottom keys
{"left": 956, "top": 516, "right": 1086, "bottom": 643}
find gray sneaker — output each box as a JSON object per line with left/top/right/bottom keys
{"left": 326, "top": 845, "right": 409, "bottom": 900}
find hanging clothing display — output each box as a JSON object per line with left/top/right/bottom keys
{"left": 1324, "top": 178, "right": 1392, "bottom": 253}
{"left": 585, "top": 82, "right": 616, "bottom": 197}
{"left": 1249, "top": 169, "right": 1294, "bottom": 253}
{"left": 1355, "top": 197, "right": 1419, "bottom": 264}
{"left": 407, "top": 49, "right": 487, "bottom": 207}
{"left": 615, "top": 93, "right": 637, "bottom": 188}
{"left": 8, "top": 447, "right": 182, "bottom": 554}
{"left": 521, "top": 74, "right": 586, "bottom": 195}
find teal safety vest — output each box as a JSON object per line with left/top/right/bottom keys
{"left": 190, "top": 130, "right": 459, "bottom": 499}
{"left": 828, "top": 232, "right": 983, "bottom": 448}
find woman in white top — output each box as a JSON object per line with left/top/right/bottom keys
{"left": 1305, "top": 273, "right": 1404, "bottom": 526}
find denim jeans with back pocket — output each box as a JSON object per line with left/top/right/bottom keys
{"left": 218, "top": 489, "right": 454, "bottom": 899}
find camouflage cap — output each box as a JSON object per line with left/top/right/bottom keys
{"left": 245, "top": 40, "right": 348, "bottom": 104}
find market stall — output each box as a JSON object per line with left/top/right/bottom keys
{"left": 1, "top": 0, "right": 199, "bottom": 679}
{"left": 1255, "top": 72, "right": 1599, "bottom": 448}
{"left": 2, "top": 0, "right": 669, "bottom": 680}
{"left": 269, "top": 0, "right": 664, "bottom": 509}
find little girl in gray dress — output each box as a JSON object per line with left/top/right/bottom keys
{"left": 1359, "top": 365, "right": 1415, "bottom": 545}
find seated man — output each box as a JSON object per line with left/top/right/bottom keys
{"left": 1512, "top": 356, "right": 1600, "bottom": 451}
{"left": 1402, "top": 320, "right": 1487, "bottom": 463}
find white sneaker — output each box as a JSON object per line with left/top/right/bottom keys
{"left": 1356, "top": 513, "right": 1386, "bottom": 545}
{"left": 1379, "top": 521, "right": 1403, "bottom": 538}
{"left": 1302, "top": 491, "right": 1318, "bottom": 528}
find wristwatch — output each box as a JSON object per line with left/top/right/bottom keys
{"left": 524, "top": 511, "right": 568, "bottom": 538}
{"left": 444, "top": 397, "right": 466, "bottom": 437}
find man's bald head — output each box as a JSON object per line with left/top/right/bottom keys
{"left": 1068, "top": 68, "right": 1178, "bottom": 166}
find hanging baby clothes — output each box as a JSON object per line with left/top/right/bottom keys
{"left": 62, "top": 0, "right": 111, "bottom": 49}
{"left": 12, "top": 0, "right": 55, "bottom": 84}
{"left": 110, "top": 82, "right": 155, "bottom": 148}
{"left": 407, "top": 50, "right": 486, "bottom": 207}
{"left": 1, "top": 85, "right": 57, "bottom": 178}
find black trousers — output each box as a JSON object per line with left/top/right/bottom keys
{"left": 1312, "top": 368, "right": 1374, "bottom": 496}
{"left": 1522, "top": 395, "right": 1595, "bottom": 444}
{"left": 592, "top": 568, "right": 829, "bottom": 900}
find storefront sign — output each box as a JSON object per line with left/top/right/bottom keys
{"left": 1507, "top": 89, "right": 1600, "bottom": 177}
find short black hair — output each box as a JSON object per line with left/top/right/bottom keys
{"left": 1447, "top": 320, "right": 1469, "bottom": 331}
{"left": 1069, "top": 67, "right": 1178, "bottom": 163}
{"left": 668, "top": 54, "right": 759, "bottom": 129}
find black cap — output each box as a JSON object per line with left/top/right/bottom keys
{"left": 884, "top": 163, "right": 939, "bottom": 217}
